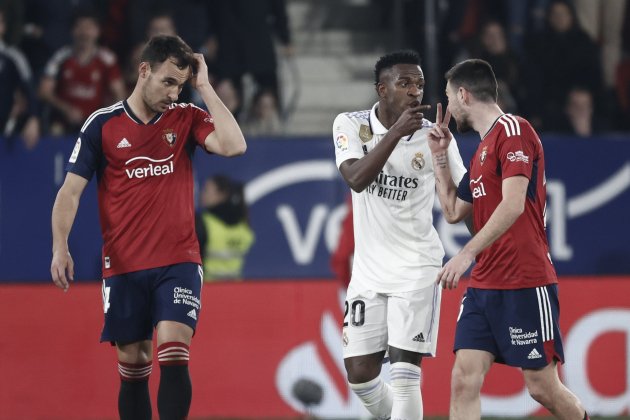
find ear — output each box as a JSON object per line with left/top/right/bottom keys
{"left": 139, "top": 62, "right": 150, "bottom": 78}
{"left": 376, "top": 82, "right": 386, "bottom": 99}
{"left": 458, "top": 87, "right": 469, "bottom": 104}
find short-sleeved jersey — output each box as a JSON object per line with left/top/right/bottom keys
{"left": 458, "top": 114, "right": 556, "bottom": 289}
{"left": 44, "top": 46, "right": 122, "bottom": 119}
{"left": 333, "top": 103, "right": 467, "bottom": 293}
{"left": 67, "top": 100, "right": 215, "bottom": 277}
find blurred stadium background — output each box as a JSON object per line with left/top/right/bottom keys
{"left": 1, "top": 0, "right": 629, "bottom": 419}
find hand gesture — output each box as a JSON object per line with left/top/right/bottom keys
{"left": 427, "top": 103, "right": 453, "bottom": 153}
{"left": 391, "top": 104, "right": 431, "bottom": 138}
{"left": 190, "top": 53, "right": 211, "bottom": 90}
{"left": 51, "top": 249, "right": 74, "bottom": 292}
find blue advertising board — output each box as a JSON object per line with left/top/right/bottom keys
{"left": 0, "top": 134, "right": 628, "bottom": 282}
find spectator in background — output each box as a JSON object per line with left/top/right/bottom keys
{"left": 550, "top": 86, "right": 607, "bottom": 137}
{"left": 212, "top": 0, "right": 293, "bottom": 119}
{"left": 0, "top": 6, "right": 39, "bottom": 149}
{"left": 39, "top": 9, "right": 125, "bottom": 135}
{"left": 573, "top": 0, "right": 627, "bottom": 93}
{"left": 242, "top": 89, "right": 283, "bottom": 136}
{"left": 468, "top": 20, "right": 523, "bottom": 113}
{"left": 20, "top": 0, "right": 100, "bottom": 80}
{"left": 196, "top": 175, "right": 255, "bottom": 282}
{"left": 524, "top": 0, "right": 604, "bottom": 130}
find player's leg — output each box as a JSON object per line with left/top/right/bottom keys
{"left": 523, "top": 362, "right": 588, "bottom": 420}
{"left": 450, "top": 289, "right": 497, "bottom": 420}
{"left": 116, "top": 340, "right": 153, "bottom": 420}
{"left": 515, "top": 284, "right": 588, "bottom": 419}
{"left": 101, "top": 273, "right": 155, "bottom": 420}
{"left": 152, "top": 263, "right": 203, "bottom": 420}
{"left": 343, "top": 285, "right": 392, "bottom": 419}
{"left": 386, "top": 284, "right": 441, "bottom": 420}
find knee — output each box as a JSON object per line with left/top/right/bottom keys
{"left": 451, "top": 364, "right": 483, "bottom": 396}
{"left": 526, "top": 379, "right": 553, "bottom": 406}
{"left": 345, "top": 358, "right": 381, "bottom": 384}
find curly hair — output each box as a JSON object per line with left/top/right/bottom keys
{"left": 374, "top": 50, "right": 421, "bottom": 85}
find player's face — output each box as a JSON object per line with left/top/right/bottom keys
{"left": 445, "top": 81, "right": 473, "bottom": 133}
{"left": 142, "top": 59, "right": 191, "bottom": 113}
{"left": 379, "top": 64, "right": 424, "bottom": 120}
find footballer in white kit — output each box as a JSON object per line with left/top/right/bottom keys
{"left": 334, "top": 102, "right": 466, "bottom": 358}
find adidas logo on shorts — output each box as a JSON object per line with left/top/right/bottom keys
{"left": 527, "top": 348, "right": 542, "bottom": 359}
{"left": 187, "top": 309, "right": 197, "bottom": 320}
{"left": 412, "top": 332, "right": 425, "bottom": 343}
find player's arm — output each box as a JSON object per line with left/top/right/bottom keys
{"left": 191, "top": 54, "right": 246, "bottom": 157}
{"left": 51, "top": 173, "right": 89, "bottom": 291}
{"left": 437, "top": 175, "right": 528, "bottom": 289}
{"left": 428, "top": 103, "right": 472, "bottom": 223}
{"left": 340, "top": 105, "right": 429, "bottom": 192}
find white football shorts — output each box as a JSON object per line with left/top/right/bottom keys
{"left": 342, "top": 282, "right": 441, "bottom": 358}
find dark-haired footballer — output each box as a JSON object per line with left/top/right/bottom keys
{"left": 51, "top": 35, "right": 246, "bottom": 420}
{"left": 332, "top": 50, "right": 467, "bottom": 420}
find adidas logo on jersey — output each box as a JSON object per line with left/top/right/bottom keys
{"left": 117, "top": 138, "right": 132, "bottom": 148}
{"left": 187, "top": 309, "right": 197, "bottom": 320}
{"left": 412, "top": 332, "right": 425, "bottom": 343}
{"left": 527, "top": 348, "right": 542, "bottom": 359}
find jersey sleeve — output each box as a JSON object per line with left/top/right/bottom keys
{"left": 446, "top": 135, "right": 467, "bottom": 185}
{"left": 191, "top": 105, "right": 216, "bottom": 149}
{"left": 66, "top": 117, "right": 103, "bottom": 181}
{"left": 496, "top": 118, "right": 538, "bottom": 180}
{"left": 333, "top": 113, "right": 364, "bottom": 168}
{"left": 456, "top": 170, "right": 472, "bottom": 203}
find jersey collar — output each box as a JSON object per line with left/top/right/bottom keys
{"left": 481, "top": 113, "right": 506, "bottom": 141}
{"left": 123, "top": 100, "right": 164, "bottom": 125}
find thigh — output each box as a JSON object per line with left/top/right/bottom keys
{"left": 342, "top": 285, "right": 388, "bottom": 359}
{"left": 152, "top": 263, "right": 204, "bottom": 333}
{"left": 488, "top": 285, "right": 564, "bottom": 369}
{"left": 101, "top": 273, "right": 154, "bottom": 344}
{"left": 387, "top": 283, "right": 441, "bottom": 357}
{"left": 453, "top": 288, "right": 500, "bottom": 358}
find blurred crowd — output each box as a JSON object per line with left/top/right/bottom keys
{"left": 0, "top": 0, "right": 293, "bottom": 150}
{"left": 1, "top": 0, "right": 629, "bottom": 152}
{"left": 394, "top": 0, "right": 630, "bottom": 136}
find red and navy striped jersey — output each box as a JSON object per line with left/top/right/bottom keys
{"left": 67, "top": 100, "right": 215, "bottom": 277}
{"left": 458, "top": 114, "right": 557, "bottom": 289}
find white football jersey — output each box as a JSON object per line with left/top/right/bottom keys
{"left": 333, "top": 102, "right": 467, "bottom": 293}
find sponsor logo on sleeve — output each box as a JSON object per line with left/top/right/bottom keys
{"left": 335, "top": 133, "right": 349, "bottom": 151}
{"left": 507, "top": 150, "right": 529, "bottom": 163}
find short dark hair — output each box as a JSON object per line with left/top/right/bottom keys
{"left": 374, "top": 50, "right": 421, "bottom": 85}
{"left": 445, "top": 59, "right": 498, "bottom": 103}
{"left": 140, "top": 35, "right": 196, "bottom": 72}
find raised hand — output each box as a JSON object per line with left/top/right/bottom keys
{"left": 427, "top": 103, "right": 453, "bottom": 153}
{"left": 190, "top": 53, "right": 210, "bottom": 90}
{"left": 391, "top": 104, "right": 431, "bottom": 138}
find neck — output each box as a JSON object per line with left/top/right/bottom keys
{"left": 127, "top": 89, "right": 158, "bottom": 124}
{"left": 376, "top": 101, "right": 397, "bottom": 129}
{"left": 471, "top": 102, "right": 504, "bottom": 139}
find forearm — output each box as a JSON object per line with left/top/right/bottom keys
{"left": 460, "top": 199, "right": 522, "bottom": 258}
{"left": 432, "top": 151, "right": 459, "bottom": 222}
{"left": 198, "top": 84, "right": 246, "bottom": 156}
{"left": 343, "top": 131, "right": 402, "bottom": 192}
{"left": 51, "top": 187, "right": 80, "bottom": 254}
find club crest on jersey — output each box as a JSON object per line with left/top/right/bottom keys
{"left": 162, "top": 129, "right": 177, "bottom": 147}
{"left": 411, "top": 152, "right": 425, "bottom": 170}
{"left": 480, "top": 145, "right": 488, "bottom": 165}
{"left": 359, "top": 124, "right": 373, "bottom": 143}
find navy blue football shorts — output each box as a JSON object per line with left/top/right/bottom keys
{"left": 100, "top": 262, "right": 204, "bottom": 344}
{"left": 454, "top": 284, "right": 564, "bottom": 369}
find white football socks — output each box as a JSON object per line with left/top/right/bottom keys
{"left": 349, "top": 375, "right": 394, "bottom": 420}
{"left": 390, "top": 362, "right": 422, "bottom": 420}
